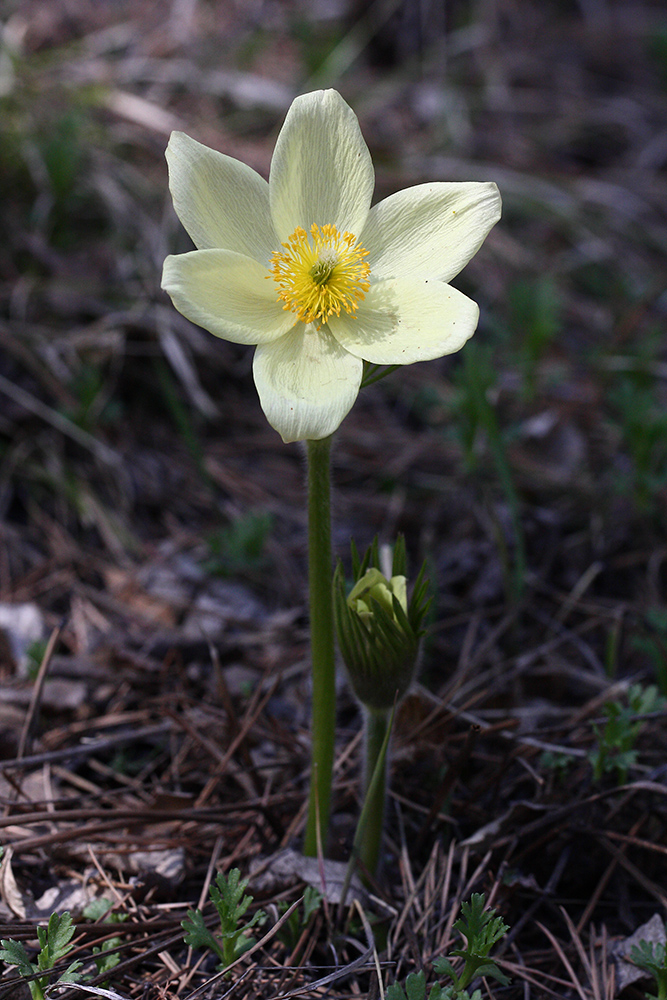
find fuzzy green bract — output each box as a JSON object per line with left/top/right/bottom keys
{"left": 334, "top": 536, "right": 430, "bottom": 711}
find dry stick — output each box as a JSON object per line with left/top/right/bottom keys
{"left": 0, "top": 372, "right": 120, "bottom": 467}
{"left": 414, "top": 839, "right": 439, "bottom": 951}
{"left": 284, "top": 911, "right": 321, "bottom": 970}
{"left": 16, "top": 621, "right": 62, "bottom": 763}
{"left": 265, "top": 897, "right": 377, "bottom": 1000}
{"left": 497, "top": 958, "right": 577, "bottom": 1000}
{"left": 412, "top": 839, "right": 442, "bottom": 939}
{"left": 391, "top": 835, "right": 418, "bottom": 946}
{"left": 433, "top": 839, "right": 457, "bottom": 956}
{"left": 576, "top": 814, "right": 646, "bottom": 933}
{"left": 0, "top": 722, "right": 173, "bottom": 773}
{"left": 414, "top": 723, "right": 481, "bottom": 853}
{"left": 561, "top": 907, "right": 599, "bottom": 1000}
{"left": 182, "top": 968, "right": 252, "bottom": 1000}
{"left": 500, "top": 843, "right": 571, "bottom": 954}
{"left": 537, "top": 919, "right": 589, "bottom": 1000}
{"left": 394, "top": 836, "right": 457, "bottom": 961}
{"left": 45, "top": 981, "right": 135, "bottom": 998}
{"left": 192, "top": 671, "right": 282, "bottom": 808}
{"left": 605, "top": 826, "right": 667, "bottom": 857}
{"left": 597, "top": 833, "right": 667, "bottom": 909}
{"left": 208, "top": 637, "right": 262, "bottom": 795}
{"left": 0, "top": 791, "right": 303, "bottom": 835}
{"left": 599, "top": 925, "right": 616, "bottom": 1000}
{"left": 355, "top": 899, "right": 384, "bottom": 1000}
{"left": 222, "top": 824, "right": 257, "bottom": 870}
{"left": 459, "top": 847, "right": 493, "bottom": 901}
{"left": 86, "top": 844, "right": 125, "bottom": 908}
{"left": 0, "top": 321, "right": 77, "bottom": 407}
{"left": 259, "top": 913, "right": 324, "bottom": 1000}
{"left": 479, "top": 781, "right": 667, "bottom": 852}
{"left": 444, "top": 843, "right": 469, "bottom": 945}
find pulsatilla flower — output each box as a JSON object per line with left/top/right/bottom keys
{"left": 162, "top": 89, "right": 501, "bottom": 443}
{"left": 334, "top": 537, "right": 431, "bottom": 712}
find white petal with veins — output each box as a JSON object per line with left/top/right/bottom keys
{"left": 253, "top": 325, "right": 363, "bottom": 442}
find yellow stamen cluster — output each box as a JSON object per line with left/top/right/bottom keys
{"left": 270, "top": 223, "right": 371, "bottom": 326}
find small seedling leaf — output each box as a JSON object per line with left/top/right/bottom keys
{"left": 182, "top": 909, "right": 223, "bottom": 961}
{"left": 405, "top": 970, "right": 427, "bottom": 1000}
{"left": 433, "top": 957, "right": 457, "bottom": 980}
{"left": 0, "top": 937, "right": 34, "bottom": 977}
{"left": 386, "top": 982, "right": 408, "bottom": 1000}
{"left": 43, "top": 912, "right": 77, "bottom": 966}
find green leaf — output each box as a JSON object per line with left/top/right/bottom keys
{"left": 405, "top": 970, "right": 427, "bottom": 1000}
{"left": 37, "top": 912, "right": 76, "bottom": 970}
{"left": 436, "top": 894, "right": 510, "bottom": 993}
{"left": 232, "top": 934, "right": 257, "bottom": 957}
{"left": 391, "top": 535, "right": 407, "bottom": 577}
{"left": 469, "top": 961, "right": 511, "bottom": 986}
{"left": 302, "top": 885, "right": 322, "bottom": 922}
{"left": 433, "top": 957, "right": 457, "bottom": 981}
{"left": 386, "top": 982, "right": 408, "bottom": 1000}
{"left": 0, "top": 937, "right": 35, "bottom": 977}
{"left": 427, "top": 982, "right": 449, "bottom": 1000}
{"left": 92, "top": 942, "right": 122, "bottom": 977}
{"left": 453, "top": 894, "right": 509, "bottom": 957}
{"left": 182, "top": 870, "right": 264, "bottom": 974}
{"left": 210, "top": 869, "right": 252, "bottom": 935}
{"left": 630, "top": 936, "right": 667, "bottom": 999}
{"left": 182, "top": 909, "right": 225, "bottom": 964}
{"left": 56, "top": 959, "right": 84, "bottom": 983}
{"left": 82, "top": 898, "right": 115, "bottom": 922}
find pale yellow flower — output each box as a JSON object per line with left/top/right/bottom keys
{"left": 348, "top": 567, "right": 408, "bottom": 624}
{"left": 162, "top": 89, "right": 501, "bottom": 443}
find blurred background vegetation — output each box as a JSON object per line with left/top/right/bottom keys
{"left": 1, "top": 0, "right": 667, "bottom": 684}
{"left": 2, "top": 3, "right": 667, "bottom": 995}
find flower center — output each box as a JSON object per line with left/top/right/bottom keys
{"left": 270, "top": 223, "right": 371, "bottom": 326}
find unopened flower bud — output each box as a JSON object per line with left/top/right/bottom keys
{"left": 348, "top": 568, "right": 408, "bottom": 623}
{"left": 334, "top": 537, "right": 430, "bottom": 712}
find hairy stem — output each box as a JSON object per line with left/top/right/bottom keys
{"left": 303, "top": 436, "right": 336, "bottom": 856}
{"left": 359, "top": 707, "right": 390, "bottom": 876}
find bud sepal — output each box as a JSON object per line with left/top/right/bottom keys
{"left": 334, "top": 536, "right": 431, "bottom": 711}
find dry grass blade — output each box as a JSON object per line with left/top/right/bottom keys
{"left": 0, "top": 373, "right": 122, "bottom": 467}
{"left": 537, "top": 919, "right": 589, "bottom": 1000}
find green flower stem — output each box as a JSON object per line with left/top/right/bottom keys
{"left": 359, "top": 706, "right": 390, "bottom": 875}
{"left": 304, "top": 435, "right": 336, "bottom": 856}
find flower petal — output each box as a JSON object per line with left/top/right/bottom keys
{"left": 361, "top": 182, "right": 501, "bottom": 283}
{"left": 166, "top": 131, "right": 277, "bottom": 263}
{"left": 253, "top": 325, "right": 363, "bottom": 442}
{"left": 328, "top": 277, "right": 479, "bottom": 365}
{"left": 269, "top": 90, "right": 375, "bottom": 241}
{"left": 162, "top": 249, "right": 296, "bottom": 344}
